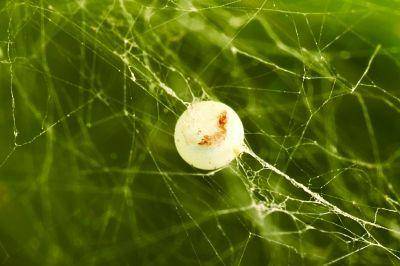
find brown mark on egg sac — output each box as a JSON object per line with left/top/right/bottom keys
{"left": 198, "top": 111, "right": 228, "bottom": 146}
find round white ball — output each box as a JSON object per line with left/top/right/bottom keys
{"left": 174, "top": 101, "right": 245, "bottom": 170}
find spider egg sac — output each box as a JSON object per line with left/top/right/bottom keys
{"left": 174, "top": 100, "right": 245, "bottom": 170}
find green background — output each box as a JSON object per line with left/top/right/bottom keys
{"left": 1, "top": 0, "right": 400, "bottom": 265}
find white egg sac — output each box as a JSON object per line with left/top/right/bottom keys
{"left": 174, "top": 101, "right": 245, "bottom": 170}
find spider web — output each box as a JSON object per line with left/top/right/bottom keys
{"left": 1, "top": 0, "right": 400, "bottom": 265}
